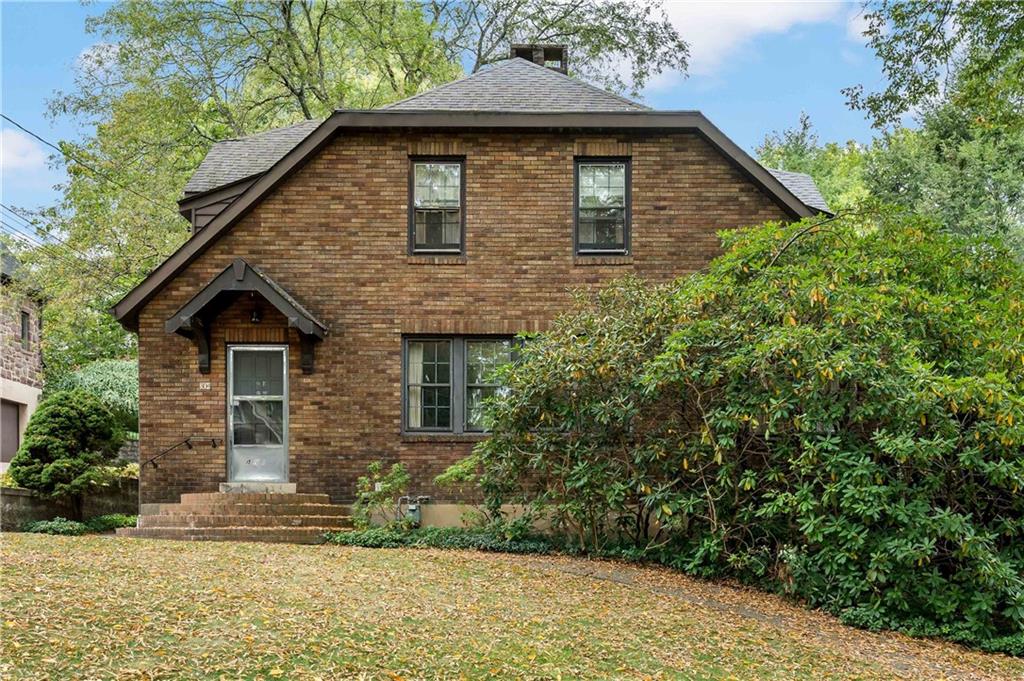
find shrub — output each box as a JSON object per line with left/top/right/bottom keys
{"left": 323, "top": 525, "right": 554, "bottom": 555}
{"left": 23, "top": 517, "right": 90, "bottom": 536}
{"left": 8, "top": 390, "right": 124, "bottom": 518}
{"left": 475, "top": 208, "right": 1024, "bottom": 651}
{"left": 84, "top": 514, "right": 137, "bottom": 532}
{"left": 351, "top": 460, "right": 411, "bottom": 530}
{"left": 52, "top": 359, "right": 138, "bottom": 433}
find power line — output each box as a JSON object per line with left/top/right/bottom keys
{"left": 0, "top": 204, "right": 114, "bottom": 274}
{"left": 0, "top": 214, "right": 119, "bottom": 281}
{"left": 1, "top": 113, "right": 180, "bottom": 215}
{"left": 0, "top": 221, "right": 108, "bottom": 277}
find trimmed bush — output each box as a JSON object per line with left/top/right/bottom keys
{"left": 324, "top": 526, "right": 554, "bottom": 555}
{"left": 474, "top": 209, "right": 1024, "bottom": 653}
{"left": 8, "top": 390, "right": 124, "bottom": 518}
{"left": 23, "top": 517, "right": 90, "bottom": 536}
{"left": 85, "top": 514, "right": 137, "bottom": 532}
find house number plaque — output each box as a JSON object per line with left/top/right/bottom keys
{"left": 198, "top": 381, "right": 211, "bottom": 391}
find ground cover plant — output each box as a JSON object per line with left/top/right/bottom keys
{"left": 3, "top": 533, "right": 1022, "bottom": 680}
{"left": 473, "top": 208, "right": 1024, "bottom": 653}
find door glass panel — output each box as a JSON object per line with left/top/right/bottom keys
{"left": 232, "top": 400, "right": 284, "bottom": 445}
{"left": 232, "top": 350, "right": 284, "bottom": 396}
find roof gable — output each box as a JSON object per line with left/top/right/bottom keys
{"left": 383, "top": 58, "right": 648, "bottom": 113}
{"left": 114, "top": 110, "right": 827, "bottom": 329}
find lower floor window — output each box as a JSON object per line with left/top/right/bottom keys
{"left": 404, "top": 336, "right": 512, "bottom": 433}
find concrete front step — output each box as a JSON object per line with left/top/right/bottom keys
{"left": 116, "top": 526, "right": 344, "bottom": 544}
{"left": 157, "top": 502, "right": 351, "bottom": 517}
{"left": 179, "top": 492, "right": 332, "bottom": 505}
{"left": 140, "top": 513, "right": 350, "bottom": 529}
{"left": 123, "top": 491, "right": 354, "bottom": 544}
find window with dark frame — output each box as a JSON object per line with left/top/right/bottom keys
{"left": 20, "top": 311, "right": 30, "bottom": 350}
{"left": 409, "top": 158, "right": 464, "bottom": 254}
{"left": 404, "top": 336, "right": 513, "bottom": 434}
{"left": 575, "top": 158, "right": 630, "bottom": 254}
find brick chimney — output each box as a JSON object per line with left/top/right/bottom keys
{"left": 510, "top": 44, "right": 568, "bottom": 74}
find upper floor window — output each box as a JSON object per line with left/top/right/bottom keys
{"left": 20, "top": 311, "right": 30, "bottom": 350}
{"left": 575, "top": 158, "right": 630, "bottom": 255}
{"left": 409, "top": 158, "right": 464, "bottom": 254}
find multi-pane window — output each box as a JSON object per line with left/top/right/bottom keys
{"left": 20, "top": 311, "right": 30, "bottom": 350}
{"left": 404, "top": 337, "right": 512, "bottom": 433}
{"left": 410, "top": 158, "right": 464, "bottom": 253}
{"left": 576, "top": 159, "right": 630, "bottom": 254}
{"left": 465, "top": 340, "right": 512, "bottom": 431}
{"left": 405, "top": 339, "right": 452, "bottom": 429}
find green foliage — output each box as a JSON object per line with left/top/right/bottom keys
{"left": 846, "top": 2, "right": 1024, "bottom": 129}
{"left": 84, "top": 514, "right": 137, "bottom": 532}
{"left": 757, "top": 113, "right": 870, "bottom": 211}
{"left": 8, "top": 390, "right": 124, "bottom": 514}
{"left": 477, "top": 209, "right": 1024, "bottom": 648}
{"left": 351, "top": 460, "right": 411, "bottom": 530}
{"left": 22, "top": 517, "right": 90, "bottom": 536}
{"left": 758, "top": 111, "right": 1024, "bottom": 243}
{"left": 864, "top": 101, "right": 1024, "bottom": 241}
{"left": 31, "top": 0, "right": 687, "bottom": 376}
{"left": 323, "top": 525, "right": 554, "bottom": 555}
{"left": 20, "top": 514, "right": 136, "bottom": 535}
{"left": 52, "top": 359, "right": 138, "bottom": 432}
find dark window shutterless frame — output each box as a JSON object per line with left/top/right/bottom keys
{"left": 574, "top": 157, "right": 631, "bottom": 255}
{"left": 20, "top": 311, "right": 30, "bottom": 350}
{"left": 408, "top": 156, "right": 466, "bottom": 255}
{"left": 402, "top": 335, "right": 513, "bottom": 434}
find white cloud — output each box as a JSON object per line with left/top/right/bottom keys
{"left": 76, "top": 41, "right": 120, "bottom": 72}
{"left": 663, "top": 1, "right": 844, "bottom": 77}
{"left": 845, "top": 7, "right": 872, "bottom": 42}
{"left": 1, "top": 128, "right": 48, "bottom": 172}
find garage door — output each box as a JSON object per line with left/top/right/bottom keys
{"left": 1, "top": 400, "right": 20, "bottom": 462}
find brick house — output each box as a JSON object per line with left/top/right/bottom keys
{"left": 1, "top": 247, "right": 44, "bottom": 471}
{"left": 113, "top": 47, "right": 828, "bottom": 536}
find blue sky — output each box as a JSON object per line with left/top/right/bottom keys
{"left": 2, "top": 1, "right": 884, "bottom": 212}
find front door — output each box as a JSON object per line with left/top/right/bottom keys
{"left": 227, "top": 346, "right": 288, "bottom": 482}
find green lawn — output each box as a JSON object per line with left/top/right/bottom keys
{"left": 2, "top": 534, "right": 1021, "bottom": 680}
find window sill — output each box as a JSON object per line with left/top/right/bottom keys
{"left": 401, "top": 433, "right": 489, "bottom": 444}
{"left": 574, "top": 254, "right": 634, "bottom": 266}
{"left": 407, "top": 255, "right": 467, "bottom": 265}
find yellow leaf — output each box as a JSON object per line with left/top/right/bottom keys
{"left": 270, "top": 670, "right": 285, "bottom": 678}
{"left": 661, "top": 504, "right": 673, "bottom": 517}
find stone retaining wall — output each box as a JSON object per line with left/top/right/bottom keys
{"left": 0, "top": 479, "right": 138, "bottom": 531}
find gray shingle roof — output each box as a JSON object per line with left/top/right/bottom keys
{"left": 768, "top": 168, "right": 830, "bottom": 213}
{"left": 180, "top": 60, "right": 830, "bottom": 216}
{"left": 183, "top": 119, "right": 323, "bottom": 194}
{"left": 383, "top": 57, "right": 648, "bottom": 112}
{"left": 1, "top": 244, "right": 21, "bottom": 281}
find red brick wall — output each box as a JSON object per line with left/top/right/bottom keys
{"left": 137, "top": 130, "right": 790, "bottom": 504}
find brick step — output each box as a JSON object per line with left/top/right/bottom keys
{"left": 140, "top": 514, "right": 351, "bottom": 529}
{"left": 159, "top": 502, "right": 351, "bottom": 517}
{"left": 178, "top": 492, "right": 332, "bottom": 505}
{"left": 116, "top": 526, "right": 344, "bottom": 544}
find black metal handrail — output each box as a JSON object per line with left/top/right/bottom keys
{"left": 143, "top": 435, "right": 223, "bottom": 469}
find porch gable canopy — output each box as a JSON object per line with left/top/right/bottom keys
{"left": 166, "top": 258, "right": 327, "bottom": 374}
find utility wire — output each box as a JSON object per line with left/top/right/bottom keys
{"left": 0, "top": 203, "right": 115, "bottom": 275}
{"left": 0, "top": 212, "right": 119, "bottom": 280}
{"left": 0, "top": 220, "right": 110, "bottom": 278}
{"left": 1, "top": 113, "right": 180, "bottom": 215}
